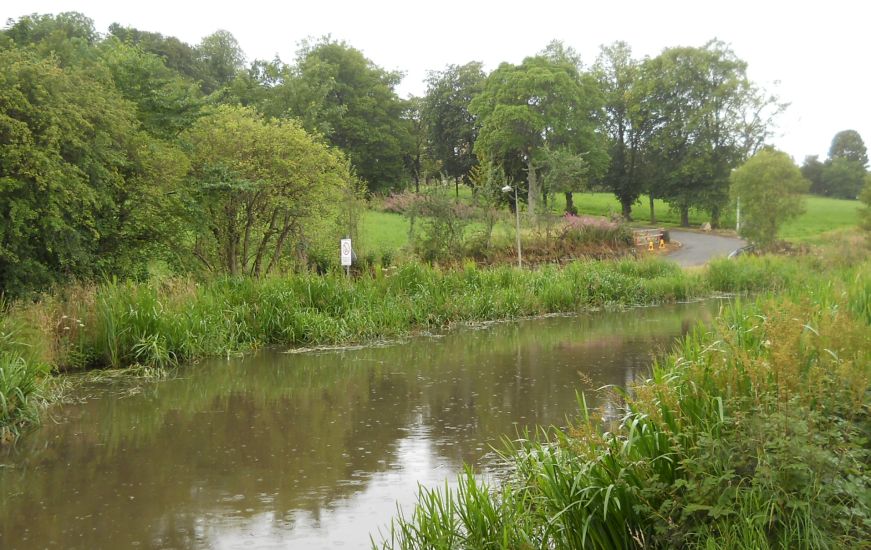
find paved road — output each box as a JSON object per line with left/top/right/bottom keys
{"left": 667, "top": 230, "right": 746, "bottom": 267}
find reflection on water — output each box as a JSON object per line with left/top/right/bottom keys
{"left": 0, "top": 300, "right": 724, "bottom": 549}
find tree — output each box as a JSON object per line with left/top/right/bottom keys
{"left": 108, "top": 23, "right": 204, "bottom": 85}
{"left": 729, "top": 149, "right": 808, "bottom": 248}
{"left": 422, "top": 62, "right": 486, "bottom": 192}
{"left": 643, "top": 41, "right": 782, "bottom": 227}
{"left": 471, "top": 50, "right": 605, "bottom": 219}
{"left": 182, "top": 106, "right": 354, "bottom": 275}
{"left": 541, "top": 147, "right": 589, "bottom": 214}
{"left": 828, "top": 130, "right": 868, "bottom": 168}
{"left": 594, "top": 42, "right": 648, "bottom": 220}
{"left": 98, "top": 37, "right": 202, "bottom": 138}
{"left": 820, "top": 157, "right": 866, "bottom": 199}
{"left": 2, "top": 12, "right": 98, "bottom": 66}
{"left": 196, "top": 30, "right": 245, "bottom": 94}
{"left": 403, "top": 96, "right": 428, "bottom": 192}
{"left": 0, "top": 47, "right": 186, "bottom": 296}
{"left": 292, "top": 38, "right": 411, "bottom": 192}
{"left": 801, "top": 155, "right": 826, "bottom": 195}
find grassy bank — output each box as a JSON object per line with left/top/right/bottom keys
{"left": 377, "top": 258, "right": 870, "bottom": 549}
{"left": 2, "top": 235, "right": 867, "bottom": 443}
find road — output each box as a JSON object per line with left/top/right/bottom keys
{"left": 666, "top": 230, "right": 746, "bottom": 267}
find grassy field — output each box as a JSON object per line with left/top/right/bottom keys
{"left": 781, "top": 195, "right": 862, "bottom": 241}
{"left": 359, "top": 190, "right": 863, "bottom": 254}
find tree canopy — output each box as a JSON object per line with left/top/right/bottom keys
{"left": 730, "top": 148, "right": 808, "bottom": 248}
{"left": 0, "top": 47, "right": 187, "bottom": 295}
{"left": 829, "top": 129, "right": 868, "bottom": 168}
{"left": 803, "top": 130, "right": 868, "bottom": 199}
{"left": 183, "top": 106, "right": 356, "bottom": 275}
{"left": 471, "top": 49, "right": 606, "bottom": 217}
{"left": 642, "top": 41, "right": 781, "bottom": 227}
{"left": 422, "top": 62, "right": 486, "bottom": 185}
{"left": 292, "top": 39, "right": 411, "bottom": 192}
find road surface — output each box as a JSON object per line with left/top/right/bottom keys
{"left": 666, "top": 230, "right": 746, "bottom": 267}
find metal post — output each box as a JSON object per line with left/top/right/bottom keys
{"left": 736, "top": 197, "right": 741, "bottom": 233}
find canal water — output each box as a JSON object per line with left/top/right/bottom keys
{"left": 0, "top": 300, "right": 724, "bottom": 549}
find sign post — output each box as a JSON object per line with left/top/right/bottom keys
{"left": 340, "top": 238, "right": 352, "bottom": 276}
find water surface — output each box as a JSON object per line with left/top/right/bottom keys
{"left": 0, "top": 301, "right": 723, "bottom": 549}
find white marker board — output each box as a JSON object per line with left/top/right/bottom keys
{"left": 340, "top": 239, "right": 352, "bottom": 266}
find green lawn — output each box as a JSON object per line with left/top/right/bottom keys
{"left": 358, "top": 210, "right": 410, "bottom": 255}
{"left": 780, "top": 195, "right": 862, "bottom": 241}
{"left": 359, "top": 190, "right": 863, "bottom": 252}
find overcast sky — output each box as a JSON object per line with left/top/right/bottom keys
{"left": 4, "top": 0, "right": 869, "bottom": 163}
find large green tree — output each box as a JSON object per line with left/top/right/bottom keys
{"left": 828, "top": 129, "right": 868, "bottom": 168}
{"left": 108, "top": 23, "right": 204, "bottom": 85}
{"left": 643, "top": 41, "right": 781, "bottom": 227}
{"left": 98, "top": 37, "right": 202, "bottom": 138}
{"left": 730, "top": 148, "right": 808, "bottom": 248}
{"left": 819, "top": 157, "right": 866, "bottom": 199}
{"left": 594, "top": 42, "right": 651, "bottom": 220}
{"left": 293, "top": 39, "right": 411, "bottom": 192}
{"left": 805, "top": 131, "right": 868, "bottom": 199}
{"left": 470, "top": 48, "right": 606, "bottom": 218}
{"left": 801, "top": 155, "right": 826, "bottom": 195}
{"left": 182, "top": 106, "right": 355, "bottom": 275}
{"left": 2, "top": 12, "right": 98, "bottom": 66}
{"left": 195, "top": 30, "right": 246, "bottom": 95}
{"left": 0, "top": 47, "right": 186, "bottom": 295}
{"left": 422, "top": 62, "right": 486, "bottom": 190}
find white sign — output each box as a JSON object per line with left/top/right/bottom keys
{"left": 340, "top": 238, "right": 352, "bottom": 266}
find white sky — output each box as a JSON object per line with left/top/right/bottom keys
{"left": 4, "top": 0, "right": 869, "bottom": 163}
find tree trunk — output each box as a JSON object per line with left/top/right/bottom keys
{"left": 710, "top": 205, "right": 721, "bottom": 229}
{"left": 680, "top": 206, "right": 690, "bottom": 227}
{"left": 455, "top": 176, "right": 460, "bottom": 199}
{"left": 621, "top": 197, "right": 633, "bottom": 221}
{"left": 252, "top": 207, "right": 281, "bottom": 277}
{"left": 564, "top": 192, "right": 575, "bottom": 215}
{"left": 225, "top": 204, "right": 239, "bottom": 275}
{"left": 265, "top": 213, "right": 294, "bottom": 275}
{"left": 648, "top": 193, "right": 656, "bottom": 224}
{"left": 526, "top": 156, "right": 538, "bottom": 220}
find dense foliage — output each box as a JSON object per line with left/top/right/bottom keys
{"left": 730, "top": 148, "right": 809, "bottom": 247}
{"left": 0, "top": 13, "right": 359, "bottom": 296}
{"left": 1, "top": 10, "right": 864, "bottom": 292}
{"left": 802, "top": 130, "right": 869, "bottom": 199}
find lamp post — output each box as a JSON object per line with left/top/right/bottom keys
{"left": 502, "top": 185, "right": 522, "bottom": 268}
{"left": 736, "top": 196, "right": 741, "bottom": 234}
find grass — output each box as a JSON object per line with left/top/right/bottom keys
{"left": 2, "top": 230, "right": 865, "bottom": 443}
{"left": 360, "top": 188, "right": 864, "bottom": 254}
{"left": 376, "top": 249, "right": 871, "bottom": 549}
{"left": 780, "top": 195, "right": 862, "bottom": 242}
{"left": 359, "top": 210, "right": 412, "bottom": 258}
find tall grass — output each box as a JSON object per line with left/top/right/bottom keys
{"left": 377, "top": 269, "right": 871, "bottom": 549}
{"left": 0, "top": 317, "right": 50, "bottom": 442}
{"left": 1, "top": 237, "right": 866, "bottom": 442}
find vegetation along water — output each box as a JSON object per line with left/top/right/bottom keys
{"left": 1, "top": 9, "right": 871, "bottom": 549}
